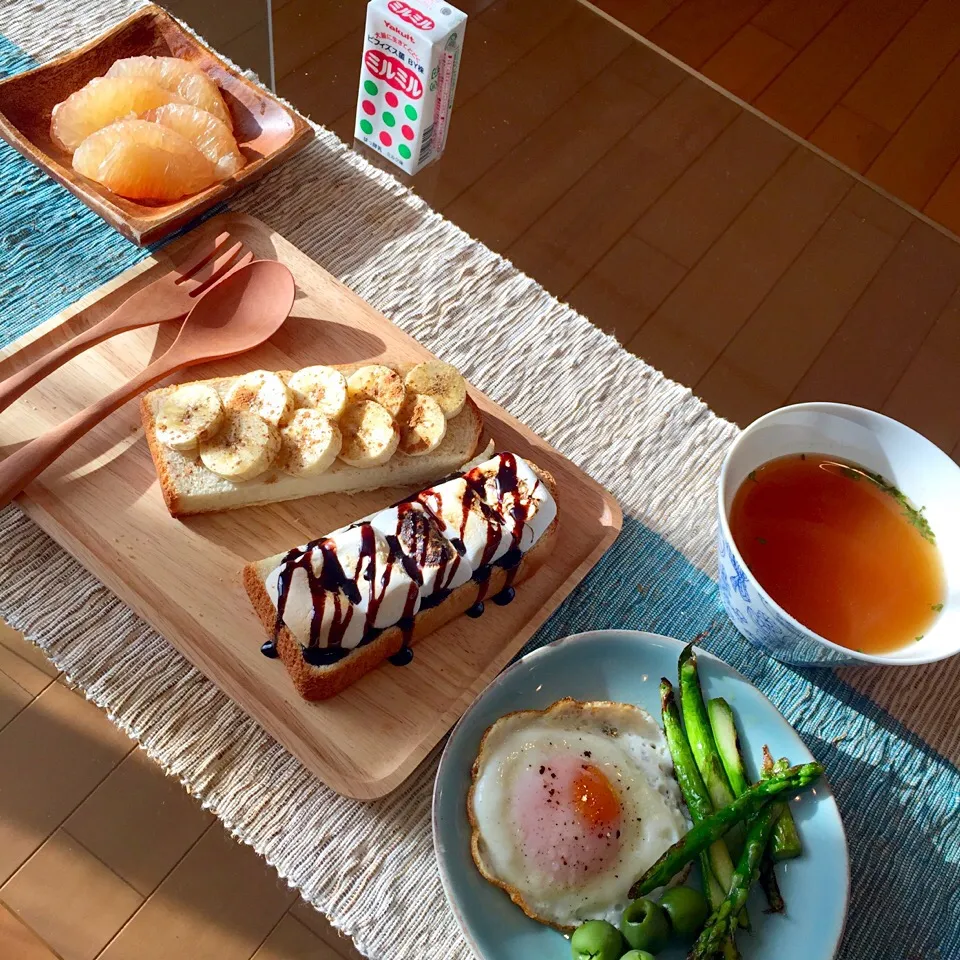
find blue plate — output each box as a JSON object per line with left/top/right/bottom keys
{"left": 433, "top": 630, "right": 849, "bottom": 960}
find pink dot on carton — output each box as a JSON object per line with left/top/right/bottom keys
{"left": 385, "top": 92, "right": 399, "bottom": 108}
{"left": 402, "top": 124, "right": 414, "bottom": 140}
{"left": 362, "top": 100, "right": 375, "bottom": 116}
{"left": 380, "top": 131, "right": 393, "bottom": 147}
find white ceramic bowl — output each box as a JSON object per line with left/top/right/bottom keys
{"left": 717, "top": 403, "right": 960, "bottom": 666}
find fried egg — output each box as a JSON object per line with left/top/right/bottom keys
{"left": 468, "top": 699, "right": 687, "bottom": 931}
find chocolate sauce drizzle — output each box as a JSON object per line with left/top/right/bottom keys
{"left": 264, "top": 454, "right": 543, "bottom": 665}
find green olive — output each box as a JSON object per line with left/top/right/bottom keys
{"left": 621, "top": 952, "right": 657, "bottom": 960}
{"left": 570, "top": 919, "right": 624, "bottom": 960}
{"left": 659, "top": 885, "right": 711, "bottom": 940}
{"left": 620, "top": 898, "right": 670, "bottom": 952}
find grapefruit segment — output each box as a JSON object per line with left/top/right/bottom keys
{"left": 107, "top": 56, "right": 233, "bottom": 129}
{"left": 142, "top": 103, "right": 245, "bottom": 180}
{"left": 51, "top": 76, "right": 179, "bottom": 152}
{"left": 73, "top": 119, "right": 217, "bottom": 201}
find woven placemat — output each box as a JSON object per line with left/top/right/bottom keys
{"left": 1, "top": 5, "right": 958, "bottom": 958}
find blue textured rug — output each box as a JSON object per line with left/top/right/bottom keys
{"left": 2, "top": 32, "right": 957, "bottom": 960}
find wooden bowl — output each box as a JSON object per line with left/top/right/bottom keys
{"left": 0, "top": 4, "right": 314, "bottom": 246}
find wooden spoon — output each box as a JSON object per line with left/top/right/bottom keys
{"left": 0, "top": 260, "right": 296, "bottom": 509}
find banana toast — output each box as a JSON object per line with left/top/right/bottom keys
{"left": 140, "top": 360, "right": 483, "bottom": 517}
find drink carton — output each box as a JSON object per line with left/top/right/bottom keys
{"left": 355, "top": 0, "right": 467, "bottom": 175}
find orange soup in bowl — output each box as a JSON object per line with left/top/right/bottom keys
{"left": 729, "top": 453, "right": 945, "bottom": 655}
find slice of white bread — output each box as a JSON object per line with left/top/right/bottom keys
{"left": 242, "top": 461, "right": 558, "bottom": 701}
{"left": 140, "top": 361, "right": 483, "bottom": 517}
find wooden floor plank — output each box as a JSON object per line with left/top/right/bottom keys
{"left": 1, "top": 830, "right": 142, "bottom": 960}
{"left": 0, "top": 626, "right": 58, "bottom": 681}
{"left": 0, "top": 684, "right": 134, "bottom": 886}
{"left": 755, "top": 0, "right": 926, "bottom": 137}
{"left": 841, "top": 0, "right": 960, "bottom": 133}
{"left": 478, "top": 0, "right": 577, "bottom": 45}
{"left": 790, "top": 220, "right": 960, "bottom": 407}
{"left": 566, "top": 234, "right": 687, "bottom": 341}
{"left": 0, "top": 669, "right": 31, "bottom": 734}
{"left": 647, "top": 0, "right": 768, "bottom": 69}
{"left": 0, "top": 903, "right": 60, "bottom": 960}
{"left": 606, "top": 35, "right": 688, "bottom": 99}
{"left": 277, "top": 27, "right": 363, "bottom": 126}
{"left": 64, "top": 748, "right": 213, "bottom": 898}
{"left": 750, "top": 0, "right": 846, "bottom": 51}
{"left": 0, "top": 644, "right": 54, "bottom": 698}
{"left": 809, "top": 103, "right": 891, "bottom": 172}
{"left": 271, "top": 0, "right": 363, "bottom": 81}
{"left": 923, "top": 159, "right": 960, "bottom": 236}
{"left": 251, "top": 914, "right": 347, "bottom": 960}
{"left": 506, "top": 75, "right": 739, "bottom": 296}
{"left": 443, "top": 18, "right": 530, "bottom": 104}
{"left": 701, "top": 24, "right": 796, "bottom": 103}
{"left": 443, "top": 53, "right": 660, "bottom": 251}
{"left": 98, "top": 824, "right": 296, "bottom": 960}
{"left": 696, "top": 184, "right": 911, "bottom": 425}
{"left": 867, "top": 53, "right": 960, "bottom": 210}
{"left": 633, "top": 110, "right": 795, "bottom": 267}
{"left": 585, "top": 0, "right": 679, "bottom": 36}
{"left": 288, "top": 900, "right": 365, "bottom": 960}
{"left": 881, "top": 288, "right": 960, "bottom": 452}
{"left": 629, "top": 149, "right": 851, "bottom": 385}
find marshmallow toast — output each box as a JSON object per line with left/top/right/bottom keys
{"left": 140, "top": 360, "right": 483, "bottom": 517}
{"left": 243, "top": 453, "right": 559, "bottom": 700}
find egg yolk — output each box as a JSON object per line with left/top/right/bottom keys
{"left": 572, "top": 764, "right": 621, "bottom": 828}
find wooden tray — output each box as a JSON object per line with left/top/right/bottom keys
{"left": 0, "top": 213, "right": 622, "bottom": 798}
{"left": 0, "top": 5, "right": 313, "bottom": 246}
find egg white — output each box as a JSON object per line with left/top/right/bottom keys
{"left": 468, "top": 699, "right": 687, "bottom": 930}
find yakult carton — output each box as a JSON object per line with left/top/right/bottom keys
{"left": 355, "top": 0, "right": 467, "bottom": 174}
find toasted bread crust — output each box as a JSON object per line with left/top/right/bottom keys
{"left": 140, "top": 362, "right": 483, "bottom": 518}
{"left": 140, "top": 395, "right": 182, "bottom": 516}
{"left": 242, "top": 466, "right": 559, "bottom": 700}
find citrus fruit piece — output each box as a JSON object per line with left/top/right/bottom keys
{"left": 107, "top": 56, "right": 232, "bottom": 129}
{"left": 72, "top": 119, "right": 217, "bottom": 201}
{"left": 51, "top": 76, "right": 179, "bottom": 152}
{"left": 142, "top": 102, "right": 245, "bottom": 180}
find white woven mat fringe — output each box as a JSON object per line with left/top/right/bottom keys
{"left": 2, "top": 3, "right": 958, "bottom": 958}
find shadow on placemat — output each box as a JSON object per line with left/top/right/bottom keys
{"left": 527, "top": 516, "right": 960, "bottom": 959}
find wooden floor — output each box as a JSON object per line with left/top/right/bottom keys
{"left": 593, "top": 0, "right": 960, "bottom": 239}
{"left": 4, "top": 1, "right": 960, "bottom": 957}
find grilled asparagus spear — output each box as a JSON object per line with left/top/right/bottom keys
{"left": 661, "top": 680, "right": 748, "bottom": 941}
{"left": 763, "top": 747, "right": 803, "bottom": 861}
{"left": 679, "top": 645, "right": 745, "bottom": 858}
{"left": 689, "top": 802, "right": 786, "bottom": 959}
{"left": 629, "top": 762, "right": 824, "bottom": 898}
{"left": 708, "top": 698, "right": 785, "bottom": 913}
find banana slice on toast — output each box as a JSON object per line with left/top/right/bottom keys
{"left": 404, "top": 360, "right": 466, "bottom": 419}
{"left": 338, "top": 400, "right": 399, "bottom": 468}
{"left": 287, "top": 365, "right": 348, "bottom": 419}
{"left": 346, "top": 364, "right": 407, "bottom": 417}
{"left": 397, "top": 393, "right": 447, "bottom": 456}
{"left": 200, "top": 410, "right": 280, "bottom": 481}
{"left": 279, "top": 409, "right": 342, "bottom": 477}
{"left": 224, "top": 371, "right": 294, "bottom": 426}
{"left": 154, "top": 382, "right": 224, "bottom": 451}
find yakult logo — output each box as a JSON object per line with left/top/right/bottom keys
{"left": 387, "top": 1, "right": 435, "bottom": 30}
{"left": 364, "top": 50, "right": 424, "bottom": 99}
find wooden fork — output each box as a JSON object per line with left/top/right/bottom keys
{"left": 0, "top": 231, "right": 253, "bottom": 415}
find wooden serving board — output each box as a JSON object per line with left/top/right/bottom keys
{"left": 0, "top": 213, "right": 621, "bottom": 799}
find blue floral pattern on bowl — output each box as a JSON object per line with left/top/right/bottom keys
{"left": 717, "top": 532, "right": 851, "bottom": 665}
